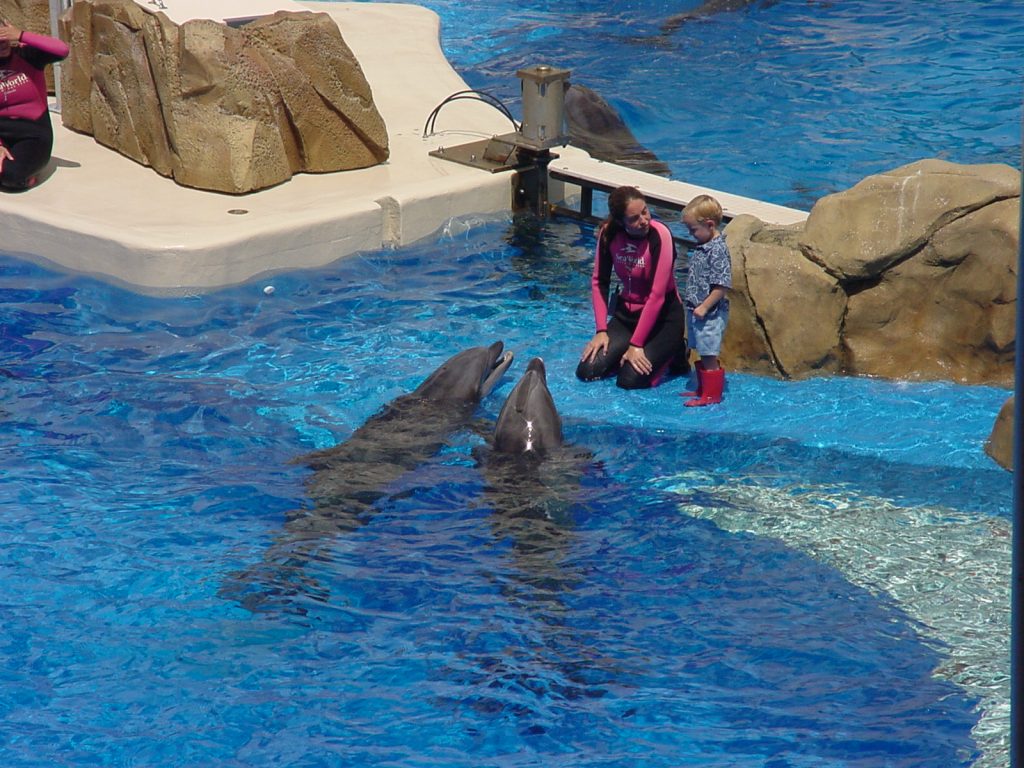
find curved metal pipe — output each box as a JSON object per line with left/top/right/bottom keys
{"left": 423, "top": 90, "right": 519, "bottom": 137}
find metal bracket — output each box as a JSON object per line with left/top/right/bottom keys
{"left": 429, "top": 133, "right": 545, "bottom": 174}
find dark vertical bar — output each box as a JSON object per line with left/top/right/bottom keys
{"left": 580, "top": 186, "right": 594, "bottom": 219}
{"left": 1013, "top": 98, "right": 1024, "bottom": 767}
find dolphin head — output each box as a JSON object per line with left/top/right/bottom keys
{"left": 413, "top": 342, "right": 515, "bottom": 403}
{"left": 494, "top": 357, "right": 563, "bottom": 456}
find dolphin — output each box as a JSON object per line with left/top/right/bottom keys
{"left": 493, "top": 357, "right": 563, "bottom": 457}
{"left": 661, "top": 0, "right": 776, "bottom": 35}
{"left": 222, "top": 342, "right": 514, "bottom": 611}
{"left": 564, "top": 84, "right": 671, "bottom": 177}
{"left": 297, "top": 341, "right": 515, "bottom": 516}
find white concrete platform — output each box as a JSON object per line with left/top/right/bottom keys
{"left": 5, "top": 2, "right": 519, "bottom": 293}
{"left": 4, "top": 1, "right": 808, "bottom": 294}
{"left": 134, "top": 0, "right": 312, "bottom": 26}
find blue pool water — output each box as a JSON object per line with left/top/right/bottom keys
{"left": 0, "top": 217, "right": 1012, "bottom": 765}
{"left": 2, "top": 0, "right": 1020, "bottom": 765}
{"left": 350, "top": 0, "right": 1024, "bottom": 210}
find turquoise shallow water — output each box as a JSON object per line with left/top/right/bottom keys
{"left": 1, "top": 0, "right": 1019, "bottom": 765}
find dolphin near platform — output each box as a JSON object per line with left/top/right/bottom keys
{"left": 564, "top": 84, "right": 671, "bottom": 177}
{"left": 222, "top": 342, "right": 514, "bottom": 611}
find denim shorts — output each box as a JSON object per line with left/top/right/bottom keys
{"left": 687, "top": 305, "right": 729, "bottom": 356}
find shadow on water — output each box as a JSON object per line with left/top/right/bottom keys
{"left": 503, "top": 214, "right": 595, "bottom": 305}
{"left": 403, "top": 434, "right": 980, "bottom": 763}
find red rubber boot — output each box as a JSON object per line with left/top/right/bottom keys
{"left": 680, "top": 361, "right": 704, "bottom": 398}
{"left": 684, "top": 367, "right": 724, "bottom": 407}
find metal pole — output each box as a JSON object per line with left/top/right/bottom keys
{"left": 47, "top": 0, "right": 70, "bottom": 113}
{"left": 1012, "top": 85, "right": 1024, "bottom": 767}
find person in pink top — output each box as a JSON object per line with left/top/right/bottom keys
{"left": 576, "top": 185, "right": 686, "bottom": 389}
{"left": 0, "top": 20, "right": 69, "bottom": 190}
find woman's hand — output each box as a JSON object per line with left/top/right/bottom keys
{"left": 0, "top": 145, "right": 12, "bottom": 174}
{"left": 621, "top": 345, "right": 652, "bottom": 375}
{"left": 0, "top": 21, "right": 22, "bottom": 47}
{"left": 580, "top": 331, "right": 609, "bottom": 364}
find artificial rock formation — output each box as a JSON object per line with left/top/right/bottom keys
{"left": 0, "top": 0, "right": 48, "bottom": 31}
{"left": 58, "top": 0, "right": 389, "bottom": 193}
{"left": 723, "top": 159, "right": 1018, "bottom": 387}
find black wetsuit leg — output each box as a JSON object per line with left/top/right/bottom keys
{"left": 576, "top": 310, "right": 634, "bottom": 382}
{"left": 616, "top": 295, "right": 686, "bottom": 390}
{"left": 0, "top": 113, "right": 53, "bottom": 190}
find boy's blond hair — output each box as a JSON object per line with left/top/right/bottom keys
{"left": 683, "top": 194, "right": 723, "bottom": 225}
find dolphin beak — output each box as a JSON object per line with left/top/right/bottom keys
{"left": 480, "top": 342, "right": 514, "bottom": 398}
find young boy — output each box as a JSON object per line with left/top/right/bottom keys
{"left": 680, "top": 194, "right": 731, "bottom": 406}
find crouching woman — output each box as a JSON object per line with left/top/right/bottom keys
{"left": 0, "top": 20, "right": 69, "bottom": 191}
{"left": 576, "top": 185, "right": 685, "bottom": 389}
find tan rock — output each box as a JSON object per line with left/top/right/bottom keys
{"left": 800, "top": 158, "right": 1019, "bottom": 281}
{"left": 724, "top": 215, "right": 845, "bottom": 378}
{"left": 844, "top": 198, "right": 1017, "bottom": 384}
{"left": 59, "top": 0, "right": 389, "bottom": 194}
{"left": 719, "top": 160, "right": 1018, "bottom": 387}
{"left": 719, "top": 215, "right": 776, "bottom": 375}
{"left": 986, "top": 397, "right": 1014, "bottom": 472}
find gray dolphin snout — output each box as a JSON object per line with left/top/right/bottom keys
{"left": 494, "top": 357, "right": 563, "bottom": 456}
{"left": 414, "top": 341, "right": 514, "bottom": 403}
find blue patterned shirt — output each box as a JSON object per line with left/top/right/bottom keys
{"left": 684, "top": 234, "right": 731, "bottom": 311}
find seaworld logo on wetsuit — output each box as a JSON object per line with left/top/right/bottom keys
{"left": 615, "top": 242, "right": 647, "bottom": 272}
{"left": 0, "top": 70, "right": 30, "bottom": 99}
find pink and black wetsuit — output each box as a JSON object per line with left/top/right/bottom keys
{"left": 0, "top": 30, "right": 69, "bottom": 189}
{"left": 575, "top": 218, "right": 686, "bottom": 389}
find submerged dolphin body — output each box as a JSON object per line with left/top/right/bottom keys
{"left": 661, "top": 0, "right": 776, "bottom": 35}
{"left": 454, "top": 359, "right": 614, "bottom": 713}
{"left": 478, "top": 358, "right": 593, "bottom": 584}
{"left": 224, "top": 342, "right": 514, "bottom": 611}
